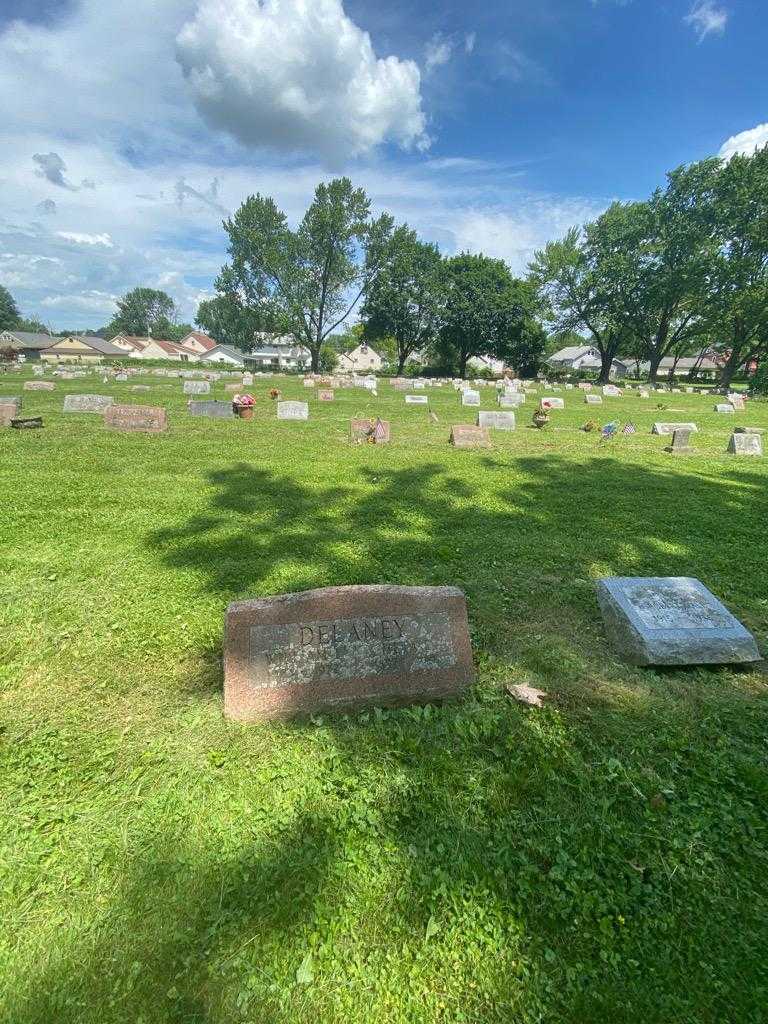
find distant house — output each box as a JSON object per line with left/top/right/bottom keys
{"left": 467, "top": 354, "right": 506, "bottom": 375}
{"left": 41, "top": 335, "right": 123, "bottom": 363}
{"left": 654, "top": 355, "right": 719, "bottom": 380}
{"left": 246, "top": 333, "right": 311, "bottom": 371}
{"left": 179, "top": 331, "right": 218, "bottom": 356}
{"left": 108, "top": 334, "right": 199, "bottom": 362}
{"left": 204, "top": 344, "right": 247, "bottom": 366}
{"left": 337, "top": 343, "right": 383, "bottom": 373}
{"left": 0, "top": 330, "right": 55, "bottom": 361}
{"left": 547, "top": 345, "right": 629, "bottom": 379}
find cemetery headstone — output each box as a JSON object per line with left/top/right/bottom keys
{"left": 585, "top": 394, "right": 603, "bottom": 405}
{"left": 277, "top": 401, "right": 309, "bottom": 421}
{"left": 24, "top": 381, "right": 55, "bottom": 391}
{"left": 450, "top": 425, "right": 491, "bottom": 449}
{"left": 728, "top": 432, "right": 762, "bottom": 456}
{"left": 477, "top": 411, "right": 515, "bottom": 431}
{"left": 104, "top": 404, "right": 168, "bottom": 433}
{"left": 0, "top": 397, "right": 22, "bottom": 426}
{"left": 63, "top": 394, "right": 114, "bottom": 414}
{"left": 667, "top": 428, "right": 694, "bottom": 454}
{"left": 350, "top": 417, "right": 390, "bottom": 443}
{"left": 540, "top": 397, "right": 565, "bottom": 410}
{"left": 596, "top": 576, "right": 760, "bottom": 666}
{"left": 734, "top": 426, "right": 765, "bottom": 435}
{"left": 602, "top": 385, "right": 622, "bottom": 397}
{"left": 224, "top": 585, "right": 475, "bottom": 721}
{"left": 188, "top": 400, "right": 235, "bottom": 420}
{"left": 317, "top": 389, "right": 335, "bottom": 401}
{"left": 183, "top": 381, "right": 211, "bottom": 396}
{"left": 461, "top": 390, "right": 481, "bottom": 407}
{"left": 115, "top": 373, "right": 128, "bottom": 382}
{"left": 131, "top": 385, "right": 150, "bottom": 392}
{"left": 714, "top": 403, "right": 735, "bottom": 414}
{"left": 651, "top": 422, "right": 698, "bottom": 435}
{"left": 405, "top": 395, "right": 428, "bottom": 405}
{"left": 242, "top": 374, "right": 254, "bottom": 386}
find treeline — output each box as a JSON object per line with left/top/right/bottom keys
{"left": 531, "top": 146, "right": 768, "bottom": 386}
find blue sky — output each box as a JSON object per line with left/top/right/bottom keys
{"left": 0, "top": 0, "right": 766, "bottom": 329}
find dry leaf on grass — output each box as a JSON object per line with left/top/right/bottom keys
{"left": 505, "top": 683, "right": 548, "bottom": 707}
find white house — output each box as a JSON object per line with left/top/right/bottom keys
{"left": 203, "top": 344, "right": 247, "bottom": 366}
{"left": 548, "top": 345, "right": 629, "bottom": 379}
{"left": 337, "top": 343, "right": 383, "bottom": 373}
{"left": 108, "top": 334, "right": 200, "bottom": 362}
{"left": 179, "top": 331, "right": 218, "bottom": 356}
{"left": 246, "top": 333, "right": 311, "bottom": 371}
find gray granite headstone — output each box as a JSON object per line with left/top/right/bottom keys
{"left": 596, "top": 576, "right": 760, "bottom": 666}
{"left": 498, "top": 393, "right": 524, "bottom": 408}
{"left": 652, "top": 422, "right": 698, "bottom": 435}
{"left": 277, "top": 401, "right": 309, "bottom": 421}
{"left": 728, "top": 433, "right": 762, "bottom": 456}
{"left": 668, "top": 428, "right": 694, "bottom": 454}
{"left": 188, "top": 400, "right": 235, "bottom": 420}
{"left": 63, "top": 394, "right": 114, "bottom": 413}
{"left": 477, "top": 410, "right": 515, "bottom": 431}
{"left": 461, "top": 390, "right": 480, "bottom": 406}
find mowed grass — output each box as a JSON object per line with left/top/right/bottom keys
{"left": 1, "top": 369, "right": 767, "bottom": 1024}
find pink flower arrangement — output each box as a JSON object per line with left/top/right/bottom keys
{"left": 233, "top": 393, "right": 256, "bottom": 407}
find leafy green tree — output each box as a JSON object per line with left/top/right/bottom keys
{"left": 585, "top": 160, "right": 719, "bottom": 382}
{"left": 360, "top": 225, "right": 444, "bottom": 375}
{"left": 438, "top": 253, "right": 545, "bottom": 378}
{"left": 221, "top": 177, "right": 393, "bottom": 372}
{"left": 706, "top": 146, "right": 768, "bottom": 388}
{"left": 16, "top": 317, "right": 50, "bottom": 334}
{"left": 105, "top": 287, "right": 179, "bottom": 339}
{"left": 196, "top": 266, "right": 278, "bottom": 351}
{"left": 0, "top": 285, "right": 21, "bottom": 331}
{"left": 529, "top": 228, "right": 630, "bottom": 383}
{"left": 319, "top": 343, "right": 339, "bottom": 372}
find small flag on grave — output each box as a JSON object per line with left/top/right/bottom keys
{"left": 373, "top": 417, "right": 388, "bottom": 443}
{"left": 622, "top": 422, "right": 637, "bottom": 435}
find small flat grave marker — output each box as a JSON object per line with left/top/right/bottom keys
{"left": 224, "top": 585, "right": 475, "bottom": 721}
{"left": 450, "top": 424, "right": 491, "bottom": 449}
{"left": 63, "top": 394, "right": 114, "bottom": 414}
{"left": 477, "top": 410, "right": 515, "bottom": 431}
{"left": 541, "top": 397, "right": 564, "bottom": 410}
{"left": 728, "top": 432, "right": 762, "bottom": 456}
{"left": 277, "top": 401, "right": 309, "bottom": 421}
{"left": 317, "top": 389, "right": 335, "bottom": 401}
{"left": 24, "top": 381, "right": 55, "bottom": 391}
{"left": 597, "top": 576, "right": 760, "bottom": 666}
{"left": 714, "top": 403, "right": 734, "bottom": 414}
{"left": 115, "top": 373, "right": 128, "bottom": 382}
{"left": 104, "top": 404, "right": 167, "bottom": 433}
{"left": 585, "top": 394, "right": 603, "bottom": 405}
{"left": 405, "top": 394, "right": 428, "bottom": 405}
{"left": 652, "top": 422, "right": 698, "bottom": 435}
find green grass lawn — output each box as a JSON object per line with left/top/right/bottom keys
{"left": 1, "top": 368, "right": 767, "bottom": 1024}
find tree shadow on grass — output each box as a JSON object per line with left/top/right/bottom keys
{"left": 15, "top": 456, "right": 767, "bottom": 1022}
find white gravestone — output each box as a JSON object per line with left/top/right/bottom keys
{"left": 728, "top": 433, "right": 762, "bottom": 457}
{"left": 651, "top": 422, "right": 698, "bottom": 435}
{"left": 585, "top": 395, "right": 603, "bottom": 405}
{"left": 477, "top": 411, "right": 515, "bottom": 431}
{"left": 499, "top": 393, "right": 524, "bottom": 408}
{"left": 596, "top": 576, "right": 760, "bottom": 666}
{"left": 405, "top": 395, "right": 428, "bottom": 405}
{"left": 461, "top": 390, "right": 480, "bottom": 406}
{"left": 541, "top": 397, "right": 565, "bottom": 410}
{"left": 277, "top": 401, "right": 309, "bottom": 421}
{"left": 714, "top": 404, "right": 735, "bottom": 414}
{"left": 63, "top": 394, "right": 114, "bottom": 413}
{"left": 183, "top": 381, "right": 210, "bottom": 396}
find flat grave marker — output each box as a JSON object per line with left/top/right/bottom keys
{"left": 224, "top": 585, "right": 475, "bottom": 721}
{"left": 317, "top": 389, "right": 335, "bottom": 401}
{"left": 652, "top": 422, "right": 698, "bottom": 435}
{"left": 63, "top": 394, "right": 114, "bottom": 414}
{"left": 585, "top": 394, "right": 603, "bottom": 405}
{"left": 597, "top": 576, "right": 760, "bottom": 666}
{"left": 714, "top": 403, "right": 735, "bottom": 414}
{"left": 450, "top": 424, "right": 491, "bottom": 449}
{"left": 405, "top": 395, "right": 428, "bottom": 405}
{"left": 183, "top": 381, "right": 211, "bottom": 396}
{"left": 24, "top": 381, "right": 55, "bottom": 391}
{"left": 188, "top": 400, "right": 235, "bottom": 420}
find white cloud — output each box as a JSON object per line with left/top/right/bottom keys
{"left": 424, "top": 33, "right": 453, "bottom": 73}
{"left": 56, "top": 231, "right": 114, "bottom": 247}
{"left": 718, "top": 123, "right": 768, "bottom": 160}
{"left": 685, "top": 2, "right": 728, "bottom": 42}
{"left": 175, "top": 0, "right": 428, "bottom": 160}
{"left": 40, "top": 290, "right": 119, "bottom": 313}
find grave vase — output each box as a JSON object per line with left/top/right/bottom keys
{"left": 234, "top": 404, "right": 254, "bottom": 421}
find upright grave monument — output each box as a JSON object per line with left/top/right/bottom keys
{"left": 104, "top": 404, "right": 168, "bottom": 433}
{"left": 224, "top": 585, "right": 475, "bottom": 721}
{"left": 63, "top": 394, "right": 114, "bottom": 414}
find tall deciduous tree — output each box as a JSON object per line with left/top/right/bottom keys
{"left": 196, "top": 267, "right": 277, "bottom": 351}
{"left": 439, "top": 253, "right": 544, "bottom": 378}
{"left": 0, "top": 285, "right": 21, "bottom": 331}
{"left": 529, "top": 229, "right": 629, "bottom": 383}
{"left": 708, "top": 146, "right": 768, "bottom": 388}
{"left": 221, "top": 178, "right": 393, "bottom": 372}
{"left": 360, "top": 225, "right": 444, "bottom": 375}
{"left": 585, "top": 160, "right": 719, "bottom": 382}
{"left": 105, "top": 287, "right": 180, "bottom": 339}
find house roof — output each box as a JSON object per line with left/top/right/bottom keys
{"left": 111, "top": 334, "right": 150, "bottom": 351}
{"left": 250, "top": 343, "right": 310, "bottom": 358}
{"left": 206, "top": 344, "right": 245, "bottom": 361}
{"left": 181, "top": 331, "right": 218, "bottom": 351}
{"left": 1, "top": 330, "right": 56, "bottom": 349}
{"left": 151, "top": 338, "right": 192, "bottom": 356}
{"left": 47, "top": 336, "right": 123, "bottom": 356}
{"left": 548, "top": 345, "right": 596, "bottom": 362}
{"left": 658, "top": 356, "right": 718, "bottom": 370}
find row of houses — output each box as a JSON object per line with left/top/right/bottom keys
{"left": 546, "top": 345, "right": 722, "bottom": 380}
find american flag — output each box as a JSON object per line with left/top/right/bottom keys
{"left": 373, "top": 418, "right": 388, "bottom": 443}
{"left": 622, "top": 421, "right": 637, "bottom": 435}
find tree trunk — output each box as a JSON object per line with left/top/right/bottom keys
{"left": 719, "top": 353, "right": 740, "bottom": 390}
{"left": 648, "top": 352, "right": 663, "bottom": 384}
{"left": 311, "top": 349, "right": 320, "bottom": 373}
{"left": 396, "top": 352, "right": 406, "bottom": 376}
{"left": 459, "top": 351, "right": 469, "bottom": 379}
{"left": 597, "top": 349, "right": 613, "bottom": 384}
